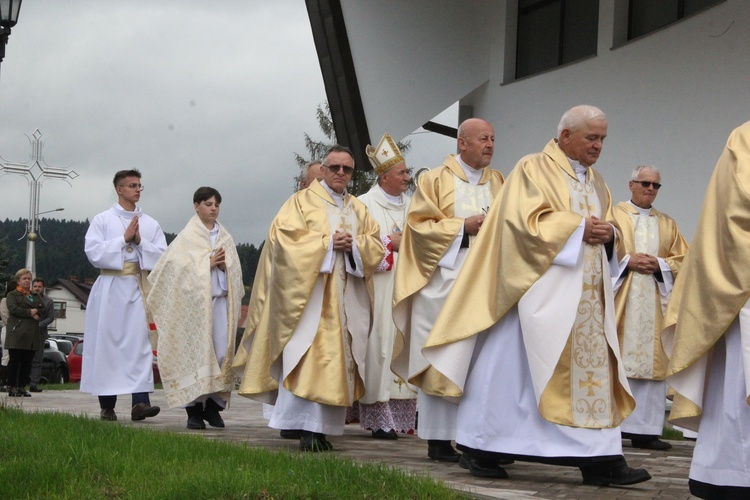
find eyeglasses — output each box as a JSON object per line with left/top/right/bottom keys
{"left": 326, "top": 164, "right": 354, "bottom": 175}
{"left": 634, "top": 181, "right": 661, "bottom": 190}
{"left": 121, "top": 183, "right": 144, "bottom": 190}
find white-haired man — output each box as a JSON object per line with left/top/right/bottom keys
{"left": 423, "top": 106, "right": 651, "bottom": 486}
{"left": 613, "top": 165, "right": 688, "bottom": 451}
{"left": 357, "top": 134, "right": 416, "bottom": 439}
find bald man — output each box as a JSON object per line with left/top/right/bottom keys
{"left": 392, "top": 118, "right": 504, "bottom": 462}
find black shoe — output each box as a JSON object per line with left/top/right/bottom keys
{"left": 299, "top": 431, "right": 333, "bottom": 452}
{"left": 186, "top": 404, "right": 206, "bottom": 429}
{"left": 18, "top": 389, "right": 32, "bottom": 397}
{"left": 280, "top": 429, "right": 303, "bottom": 439}
{"left": 631, "top": 438, "right": 672, "bottom": 451}
{"left": 459, "top": 453, "right": 509, "bottom": 479}
{"left": 100, "top": 408, "right": 118, "bottom": 421}
{"left": 29, "top": 385, "right": 43, "bottom": 393}
{"left": 582, "top": 464, "right": 652, "bottom": 486}
{"left": 372, "top": 429, "right": 398, "bottom": 440}
{"left": 203, "top": 399, "right": 225, "bottom": 428}
{"left": 427, "top": 440, "right": 461, "bottom": 462}
{"left": 131, "top": 402, "right": 161, "bottom": 421}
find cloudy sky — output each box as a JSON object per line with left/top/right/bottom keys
{"left": 0, "top": 1, "right": 455, "bottom": 245}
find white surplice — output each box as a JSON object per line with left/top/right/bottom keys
{"left": 80, "top": 204, "right": 167, "bottom": 396}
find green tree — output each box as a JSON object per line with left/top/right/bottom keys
{"left": 294, "top": 102, "right": 411, "bottom": 196}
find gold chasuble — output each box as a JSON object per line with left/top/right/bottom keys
{"left": 148, "top": 215, "right": 244, "bottom": 408}
{"left": 233, "top": 180, "right": 383, "bottom": 407}
{"left": 423, "top": 139, "right": 634, "bottom": 428}
{"left": 663, "top": 121, "right": 750, "bottom": 430}
{"left": 613, "top": 203, "right": 687, "bottom": 381}
{"left": 391, "top": 155, "right": 504, "bottom": 392}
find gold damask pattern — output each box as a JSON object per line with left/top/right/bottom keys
{"left": 622, "top": 214, "right": 658, "bottom": 378}
{"left": 566, "top": 175, "right": 612, "bottom": 428}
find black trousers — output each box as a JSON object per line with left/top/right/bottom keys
{"left": 6, "top": 348, "right": 35, "bottom": 388}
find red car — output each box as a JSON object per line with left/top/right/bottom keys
{"left": 67, "top": 339, "right": 161, "bottom": 384}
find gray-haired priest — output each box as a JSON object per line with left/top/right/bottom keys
{"left": 356, "top": 134, "right": 417, "bottom": 439}
{"left": 233, "top": 145, "right": 384, "bottom": 452}
{"left": 423, "top": 106, "right": 652, "bottom": 487}
{"left": 612, "top": 165, "right": 688, "bottom": 450}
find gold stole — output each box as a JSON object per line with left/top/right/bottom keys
{"left": 622, "top": 213, "right": 659, "bottom": 378}
{"left": 540, "top": 174, "right": 614, "bottom": 428}
{"left": 324, "top": 199, "right": 359, "bottom": 403}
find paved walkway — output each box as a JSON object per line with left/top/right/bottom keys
{"left": 4, "top": 390, "right": 697, "bottom": 499}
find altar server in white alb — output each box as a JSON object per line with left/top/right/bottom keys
{"left": 148, "top": 187, "right": 244, "bottom": 430}
{"left": 81, "top": 169, "right": 167, "bottom": 422}
{"left": 612, "top": 165, "right": 687, "bottom": 450}
{"left": 357, "top": 134, "right": 417, "bottom": 439}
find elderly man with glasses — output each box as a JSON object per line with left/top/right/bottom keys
{"left": 81, "top": 169, "right": 167, "bottom": 422}
{"left": 234, "top": 145, "right": 383, "bottom": 452}
{"left": 612, "top": 165, "right": 688, "bottom": 451}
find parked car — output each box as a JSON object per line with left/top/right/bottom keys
{"left": 49, "top": 333, "right": 83, "bottom": 349}
{"left": 41, "top": 340, "right": 70, "bottom": 384}
{"left": 47, "top": 338, "right": 74, "bottom": 356}
{"left": 67, "top": 339, "right": 83, "bottom": 383}
{"left": 67, "top": 339, "right": 160, "bottom": 384}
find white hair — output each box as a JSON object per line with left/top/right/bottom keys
{"left": 630, "top": 164, "right": 661, "bottom": 181}
{"left": 557, "top": 105, "right": 607, "bottom": 136}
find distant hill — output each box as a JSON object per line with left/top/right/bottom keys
{"left": 0, "top": 218, "right": 262, "bottom": 300}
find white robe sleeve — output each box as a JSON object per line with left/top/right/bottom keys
{"left": 656, "top": 257, "right": 674, "bottom": 296}
{"left": 438, "top": 225, "right": 464, "bottom": 270}
{"left": 84, "top": 214, "right": 130, "bottom": 270}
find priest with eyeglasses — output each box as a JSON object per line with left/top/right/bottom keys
{"left": 233, "top": 145, "right": 383, "bottom": 452}
{"left": 612, "top": 165, "right": 688, "bottom": 451}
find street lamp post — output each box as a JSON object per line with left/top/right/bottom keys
{"left": 0, "top": 0, "right": 23, "bottom": 69}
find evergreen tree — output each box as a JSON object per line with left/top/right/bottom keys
{"left": 294, "top": 102, "right": 411, "bottom": 196}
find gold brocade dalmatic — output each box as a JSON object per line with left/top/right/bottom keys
{"left": 147, "top": 215, "right": 244, "bottom": 408}
{"left": 232, "top": 180, "right": 383, "bottom": 407}
{"left": 422, "top": 139, "right": 634, "bottom": 427}
{"left": 391, "top": 155, "right": 504, "bottom": 390}
{"left": 613, "top": 203, "right": 687, "bottom": 381}
{"left": 664, "top": 121, "right": 750, "bottom": 430}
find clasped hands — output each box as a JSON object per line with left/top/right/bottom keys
{"left": 333, "top": 230, "right": 353, "bottom": 252}
{"left": 627, "top": 252, "right": 659, "bottom": 275}
{"left": 583, "top": 216, "right": 614, "bottom": 245}
{"left": 123, "top": 216, "right": 142, "bottom": 245}
{"left": 210, "top": 247, "right": 226, "bottom": 271}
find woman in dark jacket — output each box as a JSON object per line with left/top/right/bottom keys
{"left": 5, "top": 268, "right": 45, "bottom": 397}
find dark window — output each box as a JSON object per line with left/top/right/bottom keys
{"left": 628, "top": 0, "right": 722, "bottom": 40}
{"left": 54, "top": 302, "right": 67, "bottom": 319}
{"left": 516, "top": 0, "right": 599, "bottom": 79}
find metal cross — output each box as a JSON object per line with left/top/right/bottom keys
{"left": 0, "top": 129, "right": 78, "bottom": 276}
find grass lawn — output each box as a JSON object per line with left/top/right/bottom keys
{"left": 0, "top": 406, "right": 463, "bottom": 499}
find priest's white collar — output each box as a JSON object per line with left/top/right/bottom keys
{"left": 378, "top": 184, "right": 405, "bottom": 205}
{"left": 572, "top": 162, "right": 588, "bottom": 184}
{"left": 113, "top": 203, "right": 142, "bottom": 218}
{"left": 321, "top": 180, "right": 347, "bottom": 207}
{"left": 627, "top": 199, "right": 652, "bottom": 215}
{"left": 456, "top": 154, "right": 484, "bottom": 185}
